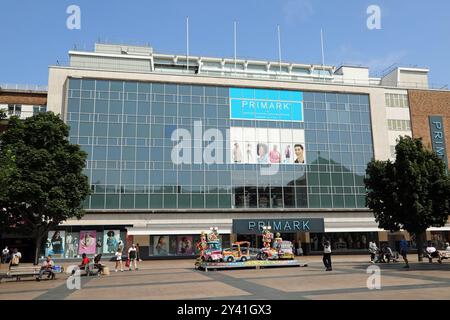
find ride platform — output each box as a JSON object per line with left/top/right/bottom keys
{"left": 194, "top": 259, "right": 307, "bottom": 272}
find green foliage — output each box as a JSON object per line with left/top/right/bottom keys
{"left": 365, "top": 136, "right": 450, "bottom": 235}
{"left": 0, "top": 112, "right": 90, "bottom": 261}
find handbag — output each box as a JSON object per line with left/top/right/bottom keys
{"left": 11, "top": 255, "right": 19, "bottom": 265}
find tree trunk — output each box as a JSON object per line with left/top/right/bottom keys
{"left": 416, "top": 232, "right": 424, "bottom": 262}
{"left": 34, "top": 235, "right": 43, "bottom": 265}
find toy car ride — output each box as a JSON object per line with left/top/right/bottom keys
{"left": 222, "top": 241, "right": 251, "bottom": 263}
{"left": 202, "top": 240, "right": 224, "bottom": 262}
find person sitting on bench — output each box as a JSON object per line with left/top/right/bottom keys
{"left": 426, "top": 242, "right": 444, "bottom": 263}
{"left": 37, "top": 255, "right": 55, "bottom": 281}
{"left": 72, "top": 253, "right": 90, "bottom": 275}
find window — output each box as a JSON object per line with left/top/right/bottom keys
{"left": 387, "top": 119, "right": 411, "bottom": 131}
{"left": 33, "top": 105, "right": 47, "bottom": 115}
{"left": 385, "top": 93, "right": 409, "bottom": 108}
{"left": 8, "top": 104, "right": 21, "bottom": 116}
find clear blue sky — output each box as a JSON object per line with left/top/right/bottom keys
{"left": 1, "top": 0, "right": 449, "bottom": 86}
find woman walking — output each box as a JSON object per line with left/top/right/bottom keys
{"left": 128, "top": 244, "right": 138, "bottom": 271}
{"left": 323, "top": 240, "right": 332, "bottom": 271}
{"left": 115, "top": 247, "right": 123, "bottom": 272}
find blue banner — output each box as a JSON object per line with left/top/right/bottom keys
{"left": 230, "top": 88, "right": 303, "bottom": 122}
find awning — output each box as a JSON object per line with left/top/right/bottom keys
{"left": 127, "top": 220, "right": 232, "bottom": 236}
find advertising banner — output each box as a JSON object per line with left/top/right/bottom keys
{"left": 103, "top": 230, "right": 122, "bottom": 254}
{"left": 45, "top": 231, "right": 65, "bottom": 258}
{"left": 79, "top": 230, "right": 96, "bottom": 255}
{"left": 230, "top": 127, "right": 306, "bottom": 164}
{"left": 230, "top": 88, "right": 303, "bottom": 122}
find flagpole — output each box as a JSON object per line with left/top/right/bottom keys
{"left": 320, "top": 28, "right": 325, "bottom": 80}
{"left": 278, "top": 24, "right": 282, "bottom": 74}
{"left": 234, "top": 20, "right": 237, "bottom": 74}
{"left": 186, "top": 16, "right": 189, "bottom": 73}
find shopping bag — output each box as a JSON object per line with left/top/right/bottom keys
{"left": 125, "top": 259, "right": 130, "bottom": 268}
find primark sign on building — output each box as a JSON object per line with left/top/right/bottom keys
{"left": 232, "top": 219, "right": 325, "bottom": 234}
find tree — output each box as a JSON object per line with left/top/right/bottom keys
{"left": 365, "top": 136, "right": 450, "bottom": 261}
{"left": 0, "top": 112, "right": 90, "bottom": 264}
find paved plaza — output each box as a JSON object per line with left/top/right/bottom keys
{"left": 1, "top": 256, "right": 450, "bottom": 300}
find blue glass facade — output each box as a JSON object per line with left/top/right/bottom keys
{"left": 66, "top": 78, "right": 373, "bottom": 210}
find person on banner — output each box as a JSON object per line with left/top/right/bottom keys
{"left": 294, "top": 144, "right": 305, "bottom": 164}
{"left": 50, "top": 231, "right": 64, "bottom": 255}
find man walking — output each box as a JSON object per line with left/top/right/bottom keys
{"left": 323, "top": 240, "right": 332, "bottom": 271}
{"left": 399, "top": 236, "right": 410, "bottom": 268}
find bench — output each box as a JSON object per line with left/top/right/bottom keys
{"left": 424, "top": 249, "right": 450, "bottom": 263}
{"left": 0, "top": 266, "right": 41, "bottom": 282}
{"left": 69, "top": 263, "right": 101, "bottom": 277}
{"left": 0, "top": 265, "right": 65, "bottom": 283}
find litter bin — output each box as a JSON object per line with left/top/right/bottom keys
{"left": 102, "top": 266, "right": 110, "bottom": 276}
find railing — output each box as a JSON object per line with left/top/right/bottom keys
{"left": 0, "top": 84, "right": 48, "bottom": 92}
{"left": 51, "top": 59, "right": 450, "bottom": 91}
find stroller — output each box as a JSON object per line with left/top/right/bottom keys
{"left": 92, "top": 254, "right": 105, "bottom": 274}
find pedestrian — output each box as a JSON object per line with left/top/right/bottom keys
{"left": 136, "top": 243, "right": 142, "bottom": 262}
{"left": 323, "top": 240, "right": 332, "bottom": 271}
{"left": 293, "top": 241, "right": 299, "bottom": 256}
{"left": 128, "top": 244, "right": 138, "bottom": 271}
{"left": 368, "top": 241, "right": 378, "bottom": 263}
{"left": 9, "top": 248, "right": 21, "bottom": 268}
{"left": 1, "top": 246, "right": 9, "bottom": 264}
{"left": 37, "top": 255, "right": 55, "bottom": 281}
{"left": 115, "top": 247, "right": 123, "bottom": 272}
{"left": 399, "top": 236, "right": 410, "bottom": 268}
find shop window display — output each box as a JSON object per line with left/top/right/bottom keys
{"left": 310, "top": 232, "right": 378, "bottom": 251}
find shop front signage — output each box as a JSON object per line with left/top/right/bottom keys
{"left": 230, "top": 88, "right": 304, "bottom": 122}
{"left": 232, "top": 218, "right": 324, "bottom": 234}
{"left": 429, "top": 116, "right": 448, "bottom": 168}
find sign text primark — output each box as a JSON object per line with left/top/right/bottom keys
{"left": 232, "top": 218, "right": 325, "bottom": 234}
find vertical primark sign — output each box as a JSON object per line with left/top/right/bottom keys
{"left": 429, "top": 116, "right": 448, "bottom": 169}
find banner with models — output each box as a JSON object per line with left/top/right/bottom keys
{"left": 45, "top": 231, "right": 65, "bottom": 258}
{"left": 103, "top": 230, "right": 122, "bottom": 254}
{"left": 230, "top": 127, "right": 306, "bottom": 164}
{"left": 177, "top": 236, "right": 194, "bottom": 255}
{"left": 79, "top": 230, "right": 96, "bottom": 255}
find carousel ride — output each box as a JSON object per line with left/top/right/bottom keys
{"left": 194, "top": 226, "right": 306, "bottom": 271}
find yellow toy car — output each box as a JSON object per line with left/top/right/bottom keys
{"left": 222, "top": 241, "right": 251, "bottom": 263}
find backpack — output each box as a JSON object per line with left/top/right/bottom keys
{"left": 11, "top": 254, "right": 19, "bottom": 265}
